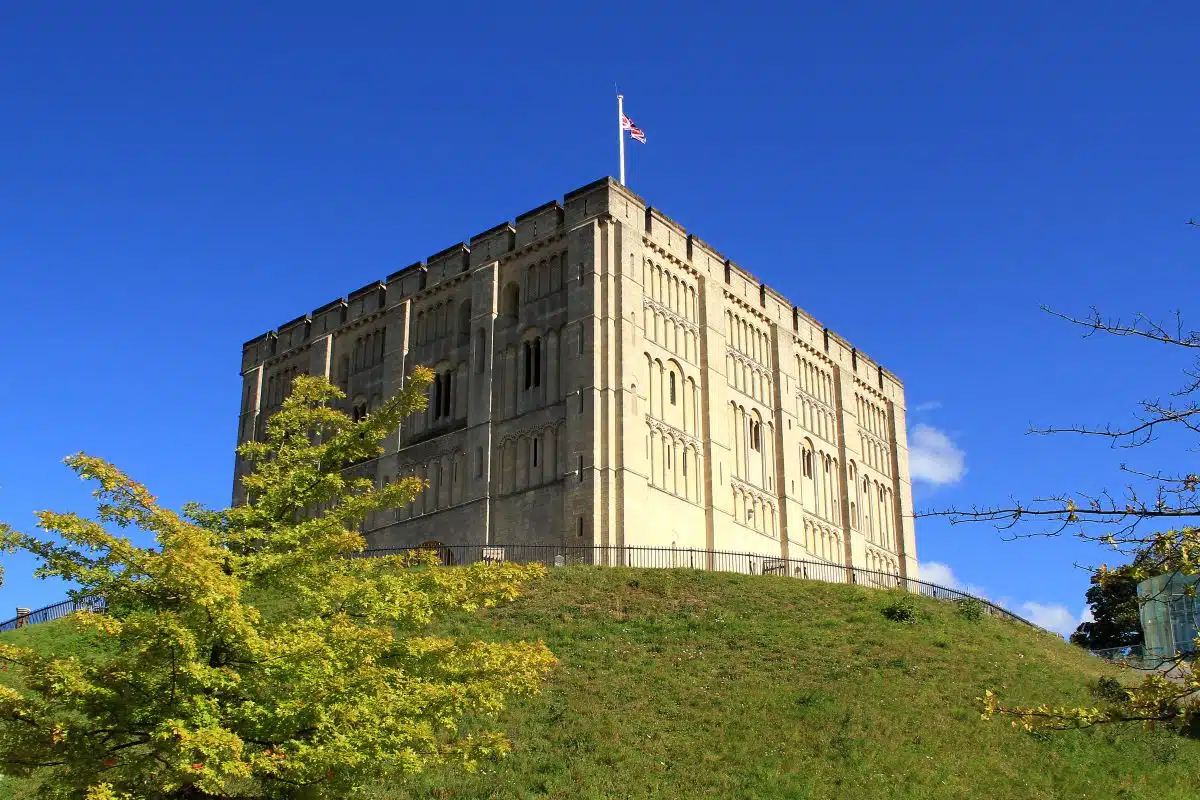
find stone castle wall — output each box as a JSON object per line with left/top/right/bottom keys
{"left": 233, "top": 177, "right": 917, "bottom": 577}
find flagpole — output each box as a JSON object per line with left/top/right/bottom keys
{"left": 617, "top": 93, "right": 626, "bottom": 186}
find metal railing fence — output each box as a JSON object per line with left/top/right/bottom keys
{"left": 355, "top": 543, "right": 1039, "bottom": 628}
{"left": 1089, "top": 644, "right": 1197, "bottom": 668}
{"left": 0, "top": 596, "right": 105, "bottom": 633}
{"left": 1, "top": 543, "right": 1037, "bottom": 632}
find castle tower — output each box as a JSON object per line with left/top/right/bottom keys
{"left": 233, "top": 178, "right": 917, "bottom": 578}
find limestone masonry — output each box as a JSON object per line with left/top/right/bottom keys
{"left": 234, "top": 177, "right": 917, "bottom": 578}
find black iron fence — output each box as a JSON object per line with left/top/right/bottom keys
{"left": 1090, "top": 644, "right": 1197, "bottom": 669}
{"left": 0, "top": 596, "right": 105, "bottom": 634}
{"left": 356, "top": 543, "right": 1040, "bottom": 629}
{"left": 1, "top": 543, "right": 1038, "bottom": 633}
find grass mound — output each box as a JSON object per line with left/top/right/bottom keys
{"left": 4, "top": 567, "right": 1195, "bottom": 799}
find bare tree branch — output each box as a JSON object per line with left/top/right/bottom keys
{"left": 1041, "top": 306, "right": 1200, "bottom": 349}
{"left": 921, "top": 293, "right": 1200, "bottom": 555}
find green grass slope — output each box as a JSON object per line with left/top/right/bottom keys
{"left": 391, "top": 568, "right": 1194, "bottom": 800}
{"left": 3, "top": 568, "right": 1195, "bottom": 799}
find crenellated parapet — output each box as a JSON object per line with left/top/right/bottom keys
{"left": 636, "top": 183, "right": 904, "bottom": 407}
{"left": 239, "top": 178, "right": 623, "bottom": 373}
{"left": 240, "top": 175, "right": 902, "bottom": 408}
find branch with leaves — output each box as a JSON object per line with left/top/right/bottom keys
{"left": 0, "top": 369, "right": 556, "bottom": 799}
{"left": 920, "top": 298, "right": 1200, "bottom": 734}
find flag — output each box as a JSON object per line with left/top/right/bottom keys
{"left": 621, "top": 114, "right": 647, "bottom": 143}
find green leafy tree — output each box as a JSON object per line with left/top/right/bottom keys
{"left": 1069, "top": 562, "right": 1146, "bottom": 650}
{"left": 924, "top": 298, "right": 1199, "bottom": 733}
{"left": 0, "top": 370, "right": 555, "bottom": 799}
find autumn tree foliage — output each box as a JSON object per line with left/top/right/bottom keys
{"left": 0, "top": 369, "right": 555, "bottom": 799}
{"left": 924, "top": 305, "right": 1199, "bottom": 734}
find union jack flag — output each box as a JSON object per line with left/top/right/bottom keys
{"left": 621, "top": 114, "right": 647, "bottom": 143}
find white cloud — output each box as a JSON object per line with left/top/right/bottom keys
{"left": 912, "top": 400, "right": 943, "bottom": 413}
{"left": 919, "top": 561, "right": 1083, "bottom": 637}
{"left": 918, "top": 560, "right": 960, "bottom": 587}
{"left": 1019, "top": 602, "right": 1079, "bottom": 638}
{"left": 909, "top": 424, "right": 967, "bottom": 486}
{"left": 917, "top": 560, "right": 989, "bottom": 598}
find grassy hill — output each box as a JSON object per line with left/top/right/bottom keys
{"left": 3, "top": 567, "right": 1196, "bottom": 799}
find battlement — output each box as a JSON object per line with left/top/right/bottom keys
{"left": 240, "top": 175, "right": 903, "bottom": 399}
{"left": 469, "top": 222, "right": 516, "bottom": 267}
{"left": 627, "top": 185, "right": 903, "bottom": 399}
{"left": 241, "top": 178, "right": 620, "bottom": 367}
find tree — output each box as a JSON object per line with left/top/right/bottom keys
{"left": 923, "top": 304, "right": 1199, "bottom": 734}
{"left": 1069, "top": 561, "right": 1145, "bottom": 651}
{"left": 0, "top": 370, "right": 556, "bottom": 799}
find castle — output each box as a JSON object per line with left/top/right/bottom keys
{"left": 234, "top": 177, "right": 917, "bottom": 578}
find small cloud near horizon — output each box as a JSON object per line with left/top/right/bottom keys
{"left": 919, "top": 561, "right": 1083, "bottom": 638}
{"left": 1018, "top": 602, "right": 1082, "bottom": 638}
{"left": 916, "top": 560, "right": 988, "bottom": 597}
{"left": 909, "top": 424, "right": 966, "bottom": 486}
{"left": 917, "top": 560, "right": 958, "bottom": 587}
{"left": 912, "top": 400, "right": 943, "bottom": 413}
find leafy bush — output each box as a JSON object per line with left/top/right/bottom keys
{"left": 957, "top": 598, "right": 985, "bottom": 622}
{"left": 1092, "top": 676, "right": 1129, "bottom": 703}
{"left": 882, "top": 593, "right": 919, "bottom": 624}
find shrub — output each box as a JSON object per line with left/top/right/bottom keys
{"left": 1092, "top": 676, "right": 1129, "bottom": 703}
{"left": 957, "top": 597, "right": 985, "bottom": 622}
{"left": 882, "top": 593, "right": 919, "bottom": 624}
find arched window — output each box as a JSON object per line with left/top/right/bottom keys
{"left": 750, "top": 419, "right": 761, "bottom": 451}
{"left": 501, "top": 283, "right": 520, "bottom": 319}
{"left": 863, "top": 477, "right": 873, "bottom": 536}
{"left": 533, "top": 337, "right": 542, "bottom": 387}
{"left": 433, "top": 373, "right": 444, "bottom": 419}
{"left": 522, "top": 338, "right": 543, "bottom": 390}
{"left": 669, "top": 371, "right": 677, "bottom": 405}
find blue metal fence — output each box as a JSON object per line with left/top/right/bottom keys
{"left": 0, "top": 596, "right": 106, "bottom": 633}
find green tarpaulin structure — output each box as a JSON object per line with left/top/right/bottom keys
{"left": 1138, "top": 572, "right": 1200, "bottom": 660}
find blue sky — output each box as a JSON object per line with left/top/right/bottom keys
{"left": 1, "top": 1, "right": 1197, "bottom": 635}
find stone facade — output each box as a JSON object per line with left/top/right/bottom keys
{"left": 234, "top": 177, "right": 917, "bottom": 578}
